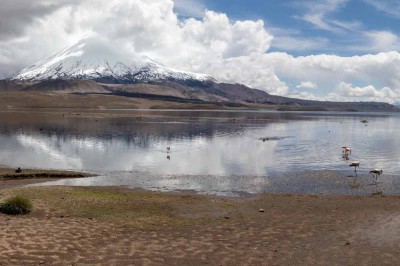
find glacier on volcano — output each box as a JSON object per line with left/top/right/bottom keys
{"left": 12, "top": 37, "right": 214, "bottom": 84}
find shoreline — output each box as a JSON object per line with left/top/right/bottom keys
{"left": 22, "top": 169, "right": 396, "bottom": 197}
{"left": 1, "top": 168, "right": 395, "bottom": 197}
{"left": 0, "top": 165, "right": 397, "bottom": 264}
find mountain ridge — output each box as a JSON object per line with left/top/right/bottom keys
{"left": 1, "top": 78, "right": 397, "bottom": 112}
{"left": 6, "top": 37, "right": 399, "bottom": 112}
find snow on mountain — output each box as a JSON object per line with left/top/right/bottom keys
{"left": 12, "top": 37, "right": 214, "bottom": 83}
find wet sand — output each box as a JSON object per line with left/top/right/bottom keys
{"left": 1, "top": 186, "right": 400, "bottom": 265}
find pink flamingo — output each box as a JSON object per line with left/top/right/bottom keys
{"left": 370, "top": 169, "right": 383, "bottom": 183}
{"left": 342, "top": 146, "right": 352, "bottom": 155}
{"left": 349, "top": 161, "right": 360, "bottom": 175}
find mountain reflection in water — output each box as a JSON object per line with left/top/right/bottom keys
{"left": 1, "top": 110, "right": 400, "bottom": 195}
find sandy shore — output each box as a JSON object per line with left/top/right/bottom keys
{"left": 0, "top": 186, "right": 399, "bottom": 265}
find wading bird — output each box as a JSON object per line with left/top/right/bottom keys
{"left": 370, "top": 169, "right": 383, "bottom": 182}
{"left": 349, "top": 161, "right": 360, "bottom": 174}
{"left": 342, "top": 146, "right": 352, "bottom": 154}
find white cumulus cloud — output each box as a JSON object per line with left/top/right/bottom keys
{"left": 296, "top": 81, "right": 317, "bottom": 89}
{"left": 363, "top": 30, "right": 400, "bottom": 52}
{"left": 263, "top": 51, "right": 400, "bottom": 98}
{"left": 0, "top": 0, "right": 399, "bottom": 103}
{"left": 334, "top": 82, "right": 400, "bottom": 103}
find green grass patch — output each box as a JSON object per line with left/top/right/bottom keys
{"left": 1, "top": 187, "right": 228, "bottom": 229}
{"left": 0, "top": 195, "right": 33, "bottom": 215}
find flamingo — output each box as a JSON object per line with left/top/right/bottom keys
{"left": 370, "top": 169, "right": 383, "bottom": 183}
{"left": 342, "top": 146, "right": 352, "bottom": 155}
{"left": 342, "top": 153, "right": 349, "bottom": 161}
{"left": 349, "top": 161, "right": 360, "bottom": 174}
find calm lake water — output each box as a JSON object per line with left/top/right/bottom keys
{"left": 1, "top": 110, "right": 400, "bottom": 195}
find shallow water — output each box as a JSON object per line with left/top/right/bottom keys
{"left": 1, "top": 110, "right": 399, "bottom": 195}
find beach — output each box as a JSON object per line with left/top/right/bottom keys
{"left": 1, "top": 184, "right": 400, "bottom": 265}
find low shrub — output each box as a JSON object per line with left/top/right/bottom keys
{"left": 0, "top": 195, "right": 33, "bottom": 215}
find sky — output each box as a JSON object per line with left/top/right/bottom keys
{"left": 0, "top": 0, "right": 400, "bottom": 104}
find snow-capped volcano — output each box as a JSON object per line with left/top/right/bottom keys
{"left": 12, "top": 37, "right": 214, "bottom": 83}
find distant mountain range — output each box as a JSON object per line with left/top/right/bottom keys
{"left": 3, "top": 38, "right": 399, "bottom": 112}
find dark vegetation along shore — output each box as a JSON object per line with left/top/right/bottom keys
{"left": 0, "top": 168, "right": 93, "bottom": 189}
{"left": 0, "top": 168, "right": 91, "bottom": 179}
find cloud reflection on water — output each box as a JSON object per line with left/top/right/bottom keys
{"left": 1, "top": 111, "right": 400, "bottom": 195}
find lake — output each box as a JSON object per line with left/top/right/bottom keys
{"left": 1, "top": 110, "right": 399, "bottom": 196}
